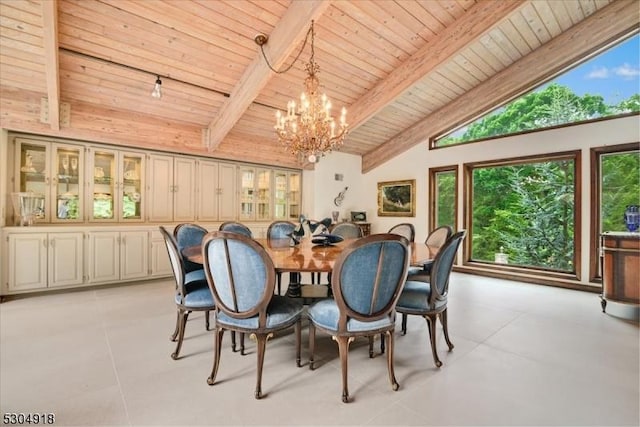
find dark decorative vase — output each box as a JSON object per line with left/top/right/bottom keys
{"left": 623, "top": 205, "right": 640, "bottom": 232}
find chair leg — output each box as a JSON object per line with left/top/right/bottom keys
{"left": 385, "top": 330, "right": 399, "bottom": 392}
{"left": 401, "top": 313, "right": 408, "bottom": 335}
{"left": 205, "top": 311, "right": 210, "bottom": 331}
{"left": 335, "top": 336, "right": 354, "bottom": 403}
{"left": 295, "top": 320, "right": 302, "bottom": 368}
{"left": 368, "top": 336, "right": 374, "bottom": 358}
{"left": 207, "top": 328, "right": 224, "bottom": 386}
{"left": 380, "top": 332, "right": 385, "bottom": 354}
{"left": 425, "top": 314, "right": 442, "bottom": 368}
{"left": 231, "top": 331, "right": 237, "bottom": 352}
{"left": 309, "top": 323, "right": 316, "bottom": 370}
{"left": 441, "top": 309, "right": 454, "bottom": 351}
{"left": 254, "top": 333, "right": 268, "bottom": 399}
{"left": 240, "top": 333, "right": 245, "bottom": 355}
{"left": 170, "top": 310, "right": 180, "bottom": 341}
{"left": 171, "top": 309, "right": 189, "bottom": 360}
{"left": 276, "top": 272, "right": 282, "bottom": 295}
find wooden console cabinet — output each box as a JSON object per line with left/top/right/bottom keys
{"left": 601, "top": 232, "right": 640, "bottom": 312}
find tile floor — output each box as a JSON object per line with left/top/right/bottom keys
{"left": 1, "top": 274, "right": 638, "bottom": 426}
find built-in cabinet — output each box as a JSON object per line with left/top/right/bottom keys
{"left": 239, "top": 166, "right": 272, "bottom": 221}
{"left": 14, "top": 138, "right": 84, "bottom": 223}
{"left": 88, "top": 147, "right": 145, "bottom": 222}
{"left": 86, "top": 230, "right": 149, "bottom": 283}
{"left": 6, "top": 232, "right": 84, "bottom": 291}
{"left": 274, "top": 170, "right": 301, "bottom": 221}
{"left": 147, "top": 154, "right": 197, "bottom": 222}
{"left": 196, "top": 160, "right": 236, "bottom": 222}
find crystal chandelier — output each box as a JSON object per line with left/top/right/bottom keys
{"left": 256, "top": 21, "right": 348, "bottom": 163}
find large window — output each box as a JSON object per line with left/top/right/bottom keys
{"left": 466, "top": 152, "right": 580, "bottom": 277}
{"left": 429, "top": 166, "right": 457, "bottom": 232}
{"left": 590, "top": 143, "right": 640, "bottom": 280}
{"left": 435, "top": 34, "right": 639, "bottom": 147}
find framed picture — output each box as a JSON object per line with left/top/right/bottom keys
{"left": 377, "top": 179, "right": 416, "bottom": 217}
{"left": 351, "top": 211, "right": 367, "bottom": 222}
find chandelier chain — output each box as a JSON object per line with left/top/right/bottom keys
{"left": 259, "top": 22, "right": 315, "bottom": 75}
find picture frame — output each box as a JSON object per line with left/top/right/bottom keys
{"left": 350, "top": 211, "right": 367, "bottom": 222}
{"left": 377, "top": 179, "right": 416, "bottom": 217}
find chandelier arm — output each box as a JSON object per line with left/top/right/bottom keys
{"left": 259, "top": 23, "right": 314, "bottom": 75}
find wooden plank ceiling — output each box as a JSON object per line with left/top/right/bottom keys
{"left": 1, "top": 0, "right": 638, "bottom": 171}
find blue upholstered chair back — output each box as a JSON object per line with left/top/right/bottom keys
{"left": 160, "top": 226, "right": 187, "bottom": 298}
{"left": 219, "top": 221, "right": 253, "bottom": 238}
{"left": 174, "top": 223, "right": 207, "bottom": 273}
{"left": 203, "top": 231, "right": 276, "bottom": 323}
{"left": 425, "top": 225, "right": 452, "bottom": 248}
{"left": 429, "top": 230, "right": 466, "bottom": 300}
{"left": 267, "top": 221, "right": 295, "bottom": 240}
{"left": 388, "top": 223, "right": 415, "bottom": 242}
{"left": 332, "top": 222, "right": 363, "bottom": 239}
{"left": 333, "top": 234, "right": 409, "bottom": 324}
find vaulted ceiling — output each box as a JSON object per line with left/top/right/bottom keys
{"left": 1, "top": 0, "right": 638, "bottom": 171}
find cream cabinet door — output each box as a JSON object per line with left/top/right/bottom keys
{"left": 196, "top": 160, "right": 219, "bottom": 221}
{"left": 147, "top": 154, "right": 174, "bottom": 222}
{"left": 149, "top": 229, "right": 172, "bottom": 277}
{"left": 48, "top": 232, "right": 84, "bottom": 288}
{"left": 173, "top": 157, "right": 196, "bottom": 222}
{"left": 7, "top": 233, "right": 48, "bottom": 291}
{"left": 120, "top": 231, "right": 148, "bottom": 280}
{"left": 218, "top": 162, "right": 237, "bottom": 221}
{"left": 86, "top": 231, "right": 120, "bottom": 283}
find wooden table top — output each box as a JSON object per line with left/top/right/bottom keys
{"left": 183, "top": 238, "right": 436, "bottom": 273}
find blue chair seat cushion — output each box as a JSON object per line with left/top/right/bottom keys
{"left": 216, "top": 296, "right": 303, "bottom": 330}
{"left": 396, "top": 280, "right": 447, "bottom": 311}
{"left": 175, "top": 279, "right": 214, "bottom": 308}
{"left": 307, "top": 299, "right": 395, "bottom": 333}
{"left": 185, "top": 268, "right": 206, "bottom": 283}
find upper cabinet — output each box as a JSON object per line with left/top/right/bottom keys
{"left": 239, "top": 166, "right": 272, "bottom": 222}
{"left": 6, "top": 134, "right": 301, "bottom": 225}
{"left": 14, "top": 137, "right": 84, "bottom": 224}
{"left": 88, "top": 147, "right": 145, "bottom": 222}
{"left": 196, "top": 160, "right": 236, "bottom": 222}
{"left": 147, "top": 154, "right": 196, "bottom": 222}
{"left": 274, "top": 170, "right": 301, "bottom": 221}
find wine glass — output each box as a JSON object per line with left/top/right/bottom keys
{"left": 70, "top": 157, "right": 78, "bottom": 176}
{"left": 61, "top": 156, "right": 69, "bottom": 176}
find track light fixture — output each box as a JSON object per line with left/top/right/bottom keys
{"left": 151, "top": 76, "right": 162, "bottom": 99}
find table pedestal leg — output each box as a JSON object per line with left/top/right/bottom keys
{"left": 286, "top": 272, "right": 302, "bottom": 297}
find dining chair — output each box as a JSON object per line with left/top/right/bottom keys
{"left": 402, "top": 225, "right": 454, "bottom": 335}
{"left": 388, "top": 223, "right": 415, "bottom": 242}
{"left": 218, "top": 221, "right": 253, "bottom": 237}
{"left": 202, "top": 231, "right": 304, "bottom": 399}
{"left": 395, "top": 230, "right": 466, "bottom": 367}
{"left": 307, "top": 234, "right": 410, "bottom": 403}
{"left": 331, "top": 221, "right": 364, "bottom": 239}
{"left": 173, "top": 223, "right": 208, "bottom": 274}
{"left": 266, "top": 220, "right": 301, "bottom": 295}
{"left": 159, "top": 226, "right": 215, "bottom": 360}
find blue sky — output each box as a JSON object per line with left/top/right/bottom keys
{"left": 553, "top": 34, "right": 639, "bottom": 104}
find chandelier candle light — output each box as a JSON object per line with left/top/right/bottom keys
{"left": 257, "top": 21, "right": 348, "bottom": 163}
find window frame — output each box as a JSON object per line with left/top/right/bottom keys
{"left": 462, "top": 150, "right": 582, "bottom": 282}
{"left": 429, "top": 165, "right": 458, "bottom": 233}
{"left": 589, "top": 142, "right": 640, "bottom": 282}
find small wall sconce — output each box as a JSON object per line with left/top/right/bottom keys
{"left": 151, "top": 76, "right": 162, "bottom": 99}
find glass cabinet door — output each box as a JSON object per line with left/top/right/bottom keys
{"left": 239, "top": 167, "right": 255, "bottom": 221}
{"left": 256, "top": 169, "right": 271, "bottom": 221}
{"left": 120, "top": 152, "right": 143, "bottom": 221}
{"left": 274, "top": 171, "right": 288, "bottom": 220}
{"left": 52, "top": 144, "right": 84, "bottom": 222}
{"left": 16, "top": 139, "right": 47, "bottom": 222}
{"left": 90, "top": 148, "right": 117, "bottom": 221}
{"left": 288, "top": 172, "right": 301, "bottom": 220}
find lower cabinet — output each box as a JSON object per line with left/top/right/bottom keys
{"left": 149, "top": 228, "right": 172, "bottom": 277}
{"left": 6, "top": 232, "right": 84, "bottom": 291}
{"left": 86, "top": 230, "right": 149, "bottom": 283}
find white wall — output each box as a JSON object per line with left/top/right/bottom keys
{"left": 306, "top": 115, "right": 640, "bottom": 285}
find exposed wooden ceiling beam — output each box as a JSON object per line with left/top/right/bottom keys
{"left": 347, "top": 0, "right": 526, "bottom": 131}
{"left": 362, "top": 0, "right": 640, "bottom": 173}
{"left": 206, "top": 0, "right": 332, "bottom": 151}
{"left": 42, "top": 0, "right": 61, "bottom": 130}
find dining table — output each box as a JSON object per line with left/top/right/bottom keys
{"left": 183, "top": 237, "right": 437, "bottom": 300}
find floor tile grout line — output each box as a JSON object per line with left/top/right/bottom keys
{"left": 95, "top": 290, "right": 132, "bottom": 427}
